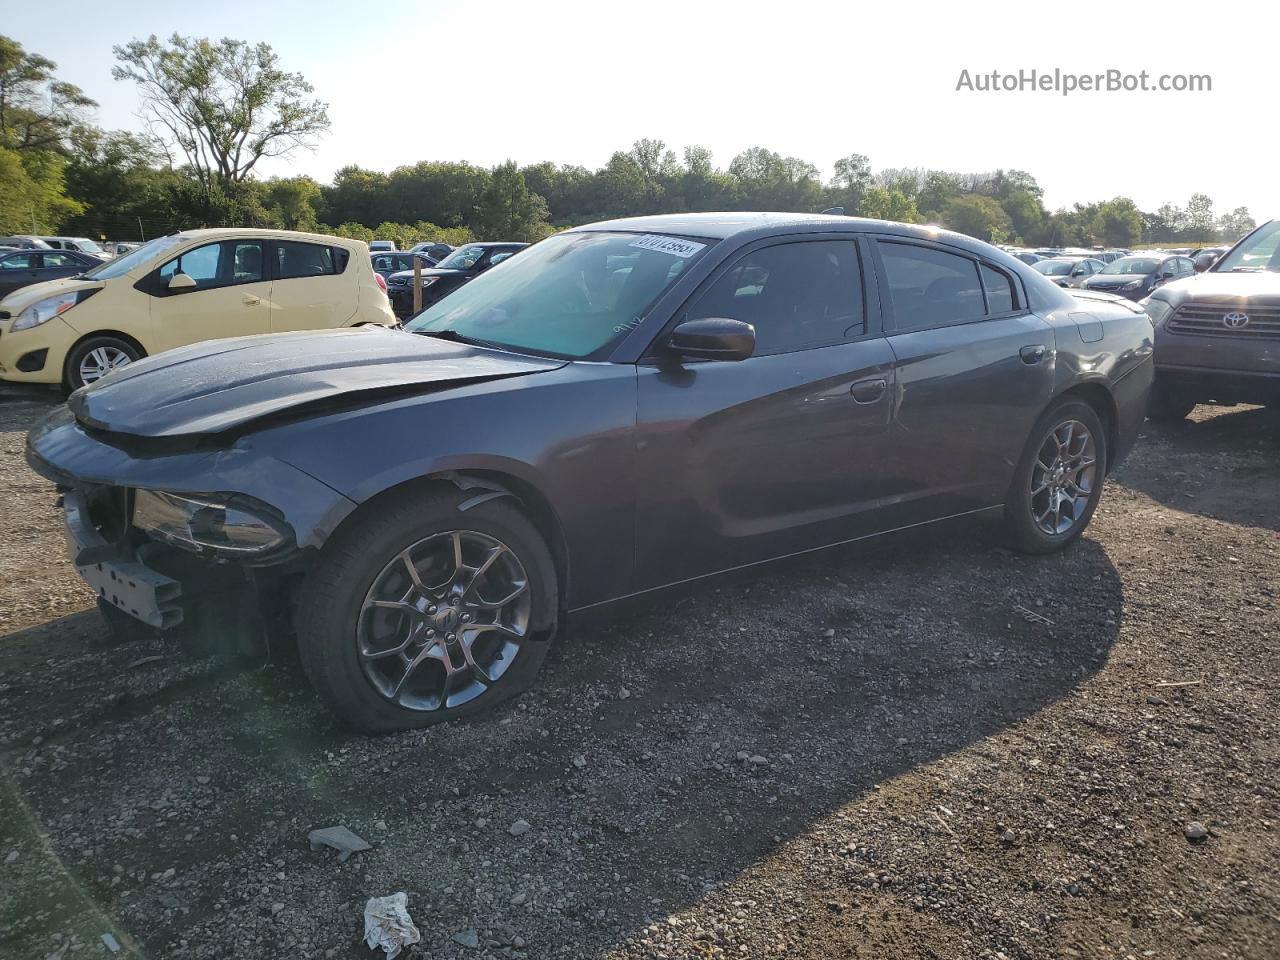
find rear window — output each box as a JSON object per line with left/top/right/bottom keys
{"left": 878, "top": 242, "right": 986, "bottom": 331}
{"left": 276, "top": 242, "right": 348, "bottom": 279}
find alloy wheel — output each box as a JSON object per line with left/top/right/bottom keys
{"left": 356, "top": 530, "right": 531, "bottom": 711}
{"left": 78, "top": 346, "right": 133, "bottom": 384}
{"left": 1030, "top": 419, "right": 1098, "bottom": 536}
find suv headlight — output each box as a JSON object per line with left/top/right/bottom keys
{"left": 1139, "top": 297, "right": 1174, "bottom": 326}
{"left": 133, "top": 489, "right": 292, "bottom": 557}
{"left": 11, "top": 290, "right": 97, "bottom": 331}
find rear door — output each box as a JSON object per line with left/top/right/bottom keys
{"left": 634, "top": 236, "right": 898, "bottom": 588}
{"left": 0, "top": 252, "right": 41, "bottom": 298}
{"left": 871, "top": 238, "right": 1054, "bottom": 522}
{"left": 268, "top": 240, "right": 358, "bottom": 332}
{"left": 147, "top": 239, "right": 273, "bottom": 352}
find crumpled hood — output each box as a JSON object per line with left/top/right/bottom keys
{"left": 0, "top": 276, "right": 103, "bottom": 313}
{"left": 67, "top": 327, "right": 566, "bottom": 438}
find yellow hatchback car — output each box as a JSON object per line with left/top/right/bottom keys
{"left": 0, "top": 228, "right": 396, "bottom": 390}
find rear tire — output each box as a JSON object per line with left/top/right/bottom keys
{"left": 1147, "top": 383, "right": 1196, "bottom": 423}
{"left": 296, "top": 486, "right": 558, "bottom": 733}
{"left": 64, "top": 336, "right": 141, "bottom": 392}
{"left": 1004, "top": 399, "right": 1107, "bottom": 554}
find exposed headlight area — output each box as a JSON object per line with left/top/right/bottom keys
{"left": 132, "top": 489, "right": 293, "bottom": 558}
{"left": 11, "top": 289, "right": 99, "bottom": 331}
{"left": 1139, "top": 297, "right": 1174, "bottom": 327}
{"left": 1121, "top": 279, "right": 1144, "bottom": 292}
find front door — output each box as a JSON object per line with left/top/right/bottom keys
{"left": 634, "top": 237, "right": 897, "bottom": 590}
{"left": 148, "top": 239, "right": 272, "bottom": 352}
{"left": 871, "top": 238, "right": 1055, "bottom": 522}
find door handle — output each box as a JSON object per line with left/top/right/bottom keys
{"left": 1019, "top": 344, "right": 1047, "bottom": 364}
{"left": 850, "top": 377, "right": 887, "bottom": 404}
{"left": 242, "top": 294, "right": 262, "bottom": 305}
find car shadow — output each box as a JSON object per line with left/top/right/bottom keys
{"left": 0, "top": 515, "right": 1124, "bottom": 958}
{"left": 1117, "top": 405, "right": 1279, "bottom": 533}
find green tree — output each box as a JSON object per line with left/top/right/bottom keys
{"left": 943, "top": 194, "right": 1013, "bottom": 242}
{"left": 915, "top": 172, "right": 962, "bottom": 221}
{"left": 264, "top": 175, "right": 321, "bottom": 230}
{"left": 1183, "top": 193, "right": 1216, "bottom": 240}
{"left": 473, "top": 161, "right": 551, "bottom": 242}
{"left": 1216, "top": 206, "right": 1255, "bottom": 242}
{"left": 0, "top": 35, "right": 96, "bottom": 153}
{"left": 113, "top": 35, "right": 329, "bottom": 220}
{"left": 62, "top": 127, "right": 188, "bottom": 238}
{"left": 856, "top": 187, "right": 920, "bottom": 223}
{"left": 0, "top": 146, "right": 83, "bottom": 233}
{"left": 1090, "top": 197, "right": 1143, "bottom": 247}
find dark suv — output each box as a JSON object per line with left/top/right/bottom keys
{"left": 387, "top": 242, "right": 526, "bottom": 318}
{"left": 1143, "top": 219, "right": 1280, "bottom": 420}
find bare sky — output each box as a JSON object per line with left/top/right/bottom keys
{"left": 8, "top": 0, "right": 1274, "bottom": 218}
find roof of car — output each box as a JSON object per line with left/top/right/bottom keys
{"left": 571, "top": 211, "right": 987, "bottom": 248}
{"left": 172, "top": 227, "right": 369, "bottom": 248}
{"left": 457, "top": 241, "right": 528, "bottom": 248}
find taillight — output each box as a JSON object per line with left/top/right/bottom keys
{"left": 374, "top": 273, "right": 388, "bottom": 294}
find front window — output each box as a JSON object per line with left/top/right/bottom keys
{"left": 1033, "top": 260, "right": 1074, "bottom": 277}
{"left": 1215, "top": 220, "right": 1280, "bottom": 273}
{"left": 436, "top": 245, "right": 486, "bottom": 270}
{"left": 1100, "top": 256, "right": 1159, "bottom": 275}
{"left": 406, "top": 231, "right": 713, "bottom": 359}
{"left": 81, "top": 236, "right": 186, "bottom": 281}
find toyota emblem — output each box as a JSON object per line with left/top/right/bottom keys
{"left": 1222, "top": 312, "right": 1250, "bottom": 328}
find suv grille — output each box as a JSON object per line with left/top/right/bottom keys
{"left": 1167, "top": 304, "right": 1280, "bottom": 339}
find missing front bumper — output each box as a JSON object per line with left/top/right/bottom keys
{"left": 63, "top": 491, "right": 184, "bottom": 630}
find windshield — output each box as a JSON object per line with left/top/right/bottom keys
{"left": 437, "top": 245, "right": 487, "bottom": 270}
{"left": 73, "top": 239, "right": 104, "bottom": 255}
{"left": 80, "top": 236, "right": 185, "bottom": 280}
{"left": 406, "top": 231, "right": 713, "bottom": 359}
{"left": 1215, "top": 220, "right": 1280, "bottom": 273}
{"left": 1101, "top": 256, "right": 1158, "bottom": 275}
{"left": 1033, "top": 260, "right": 1074, "bottom": 276}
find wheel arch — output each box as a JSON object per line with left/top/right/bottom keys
{"left": 62, "top": 329, "right": 148, "bottom": 388}
{"left": 1053, "top": 379, "right": 1119, "bottom": 471}
{"left": 328, "top": 468, "right": 571, "bottom": 615}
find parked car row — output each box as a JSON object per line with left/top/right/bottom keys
{"left": 384, "top": 242, "right": 527, "bottom": 318}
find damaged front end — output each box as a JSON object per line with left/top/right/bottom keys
{"left": 26, "top": 406, "right": 356, "bottom": 651}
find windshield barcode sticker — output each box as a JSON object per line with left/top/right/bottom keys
{"left": 629, "top": 235, "right": 706, "bottom": 258}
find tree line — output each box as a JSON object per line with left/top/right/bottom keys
{"left": 1, "top": 33, "right": 1257, "bottom": 251}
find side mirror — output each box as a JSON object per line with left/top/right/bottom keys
{"left": 1194, "top": 253, "right": 1217, "bottom": 272}
{"left": 664, "top": 317, "right": 755, "bottom": 362}
{"left": 167, "top": 272, "right": 197, "bottom": 291}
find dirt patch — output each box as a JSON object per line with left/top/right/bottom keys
{"left": 1, "top": 386, "right": 1277, "bottom": 960}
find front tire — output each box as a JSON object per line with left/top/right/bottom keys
{"left": 64, "top": 336, "right": 141, "bottom": 391}
{"left": 1004, "top": 400, "right": 1107, "bottom": 554}
{"left": 296, "top": 486, "right": 558, "bottom": 733}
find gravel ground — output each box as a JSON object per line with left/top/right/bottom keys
{"left": 1, "top": 384, "right": 1277, "bottom": 960}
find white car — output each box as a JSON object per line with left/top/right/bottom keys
{"left": 38, "top": 237, "right": 110, "bottom": 258}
